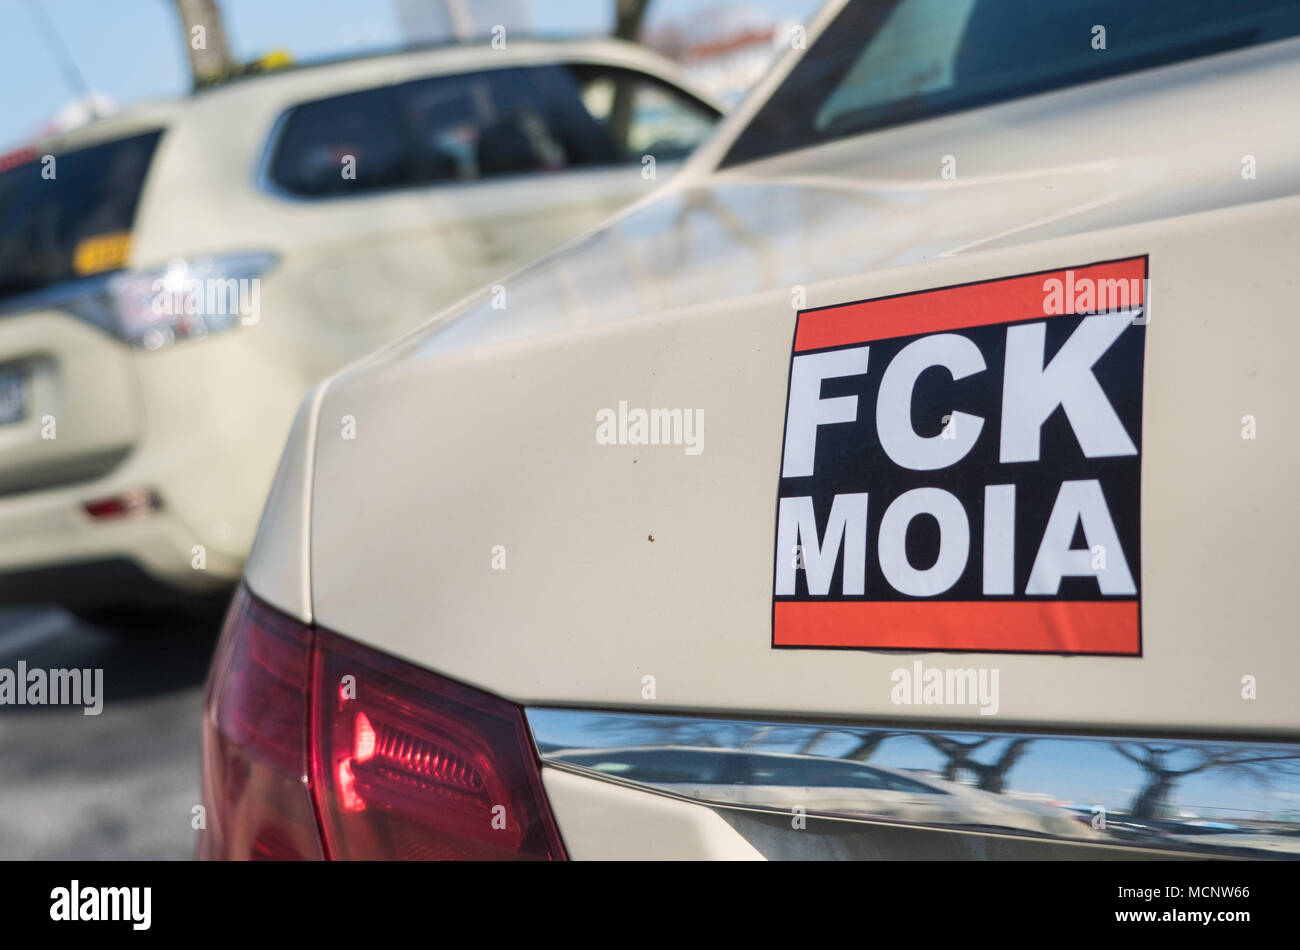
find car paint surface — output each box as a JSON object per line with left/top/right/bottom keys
{"left": 244, "top": 29, "right": 1300, "bottom": 737}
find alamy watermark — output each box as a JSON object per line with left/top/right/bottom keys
{"left": 596, "top": 401, "right": 704, "bottom": 455}
{"left": 0, "top": 662, "right": 103, "bottom": 715}
{"left": 891, "top": 661, "right": 999, "bottom": 716}
{"left": 1042, "top": 271, "right": 1150, "bottom": 324}
{"left": 50, "top": 881, "right": 150, "bottom": 930}
{"left": 150, "top": 275, "right": 261, "bottom": 326}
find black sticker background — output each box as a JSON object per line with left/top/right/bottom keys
{"left": 776, "top": 311, "right": 1145, "bottom": 603}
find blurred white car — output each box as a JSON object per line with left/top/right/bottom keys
{"left": 549, "top": 746, "right": 1092, "bottom": 839}
{"left": 202, "top": 0, "right": 1300, "bottom": 860}
{"left": 0, "top": 38, "right": 719, "bottom": 613}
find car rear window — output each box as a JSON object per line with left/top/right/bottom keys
{"left": 0, "top": 129, "right": 163, "bottom": 301}
{"left": 723, "top": 0, "right": 1300, "bottom": 167}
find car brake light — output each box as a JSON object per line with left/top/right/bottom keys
{"left": 82, "top": 488, "right": 161, "bottom": 521}
{"left": 199, "top": 586, "right": 322, "bottom": 859}
{"left": 200, "top": 585, "right": 566, "bottom": 860}
{"left": 311, "top": 629, "right": 566, "bottom": 860}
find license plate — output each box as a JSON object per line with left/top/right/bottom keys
{"left": 0, "top": 366, "right": 29, "bottom": 427}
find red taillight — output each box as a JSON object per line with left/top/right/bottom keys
{"left": 199, "top": 587, "right": 322, "bottom": 859}
{"left": 200, "top": 586, "right": 566, "bottom": 861}
{"left": 311, "top": 630, "right": 566, "bottom": 860}
{"left": 82, "top": 488, "right": 161, "bottom": 520}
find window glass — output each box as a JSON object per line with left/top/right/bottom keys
{"left": 401, "top": 67, "right": 584, "bottom": 182}
{"left": 570, "top": 64, "right": 719, "bottom": 162}
{"left": 813, "top": 0, "right": 975, "bottom": 130}
{"left": 397, "top": 71, "right": 488, "bottom": 183}
{"left": 269, "top": 63, "right": 720, "bottom": 196}
{"left": 268, "top": 86, "right": 408, "bottom": 196}
{"left": 724, "top": 0, "right": 1300, "bottom": 166}
{"left": 0, "top": 130, "right": 163, "bottom": 300}
{"left": 271, "top": 64, "right": 671, "bottom": 195}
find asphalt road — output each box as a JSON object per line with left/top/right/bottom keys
{"left": 0, "top": 605, "right": 223, "bottom": 860}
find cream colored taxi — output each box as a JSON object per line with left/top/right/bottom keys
{"left": 0, "top": 39, "right": 719, "bottom": 615}
{"left": 203, "top": 0, "right": 1300, "bottom": 859}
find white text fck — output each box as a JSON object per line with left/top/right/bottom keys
{"left": 776, "top": 312, "right": 1140, "bottom": 598}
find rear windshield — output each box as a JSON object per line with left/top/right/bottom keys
{"left": 0, "top": 129, "right": 163, "bottom": 301}
{"left": 723, "top": 0, "right": 1300, "bottom": 166}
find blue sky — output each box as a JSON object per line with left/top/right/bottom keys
{"left": 0, "top": 0, "right": 818, "bottom": 151}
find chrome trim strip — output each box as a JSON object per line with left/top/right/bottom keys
{"left": 527, "top": 708, "right": 1300, "bottom": 858}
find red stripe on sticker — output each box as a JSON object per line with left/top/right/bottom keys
{"left": 773, "top": 601, "right": 1140, "bottom": 654}
{"left": 794, "top": 258, "right": 1146, "bottom": 352}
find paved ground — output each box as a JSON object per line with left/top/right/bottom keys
{"left": 0, "top": 605, "right": 223, "bottom": 859}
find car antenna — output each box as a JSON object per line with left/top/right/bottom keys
{"left": 21, "top": 0, "right": 101, "bottom": 122}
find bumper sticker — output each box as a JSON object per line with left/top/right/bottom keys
{"left": 772, "top": 257, "right": 1147, "bottom": 655}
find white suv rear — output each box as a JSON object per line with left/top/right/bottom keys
{"left": 0, "top": 39, "right": 720, "bottom": 612}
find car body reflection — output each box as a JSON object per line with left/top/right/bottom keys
{"left": 529, "top": 709, "right": 1300, "bottom": 858}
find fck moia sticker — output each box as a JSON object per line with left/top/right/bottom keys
{"left": 773, "top": 256, "right": 1147, "bottom": 655}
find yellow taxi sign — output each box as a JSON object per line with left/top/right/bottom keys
{"left": 73, "top": 232, "right": 132, "bottom": 276}
{"left": 257, "top": 49, "right": 293, "bottom": 71}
